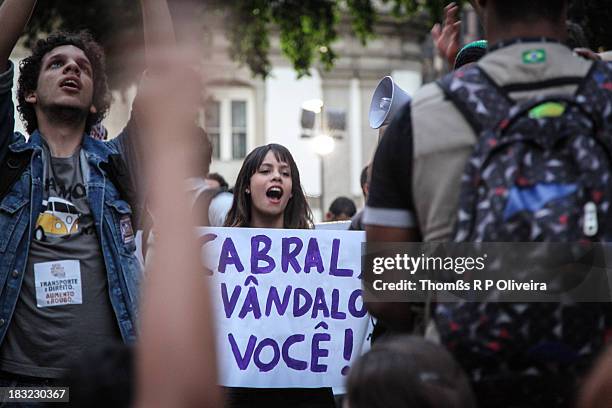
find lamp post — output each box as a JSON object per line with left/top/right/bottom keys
{"left": 311, "top": 133, "right": 335, "bottom": 219}
{"left": 300, "top": 98, "right": 342, "bottom": 221}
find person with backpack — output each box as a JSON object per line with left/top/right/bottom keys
{"left": 363, "top": 0, "right": 612, "bottom": 406}
{"left": 0, "top": 0, "right": 175, "bottom": 392}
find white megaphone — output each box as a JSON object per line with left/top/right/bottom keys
{"left": 368, "top": 76, "right": 411, "bottom": 129}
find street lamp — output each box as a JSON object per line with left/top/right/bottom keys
{"left": 300, "top": 99, "right": 344, "bottom": 220}
{"left": 312, "top": 134, "right": 335, "bottom": 217}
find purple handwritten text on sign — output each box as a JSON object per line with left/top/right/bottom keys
{"left": 205, "top": 227, "right": 368, "bottom": 387}
{"left": 251, "top": 235, "right": 275, "bottom": 274}
{"left": 311, "top": 333, "right": 331, "bottom": 373}
{"left": 304, "top": 238, "right": 324, "bottom": 273}
{"left": 331, "top": 289, "right": 346, "bottom": 319}
{"left": 283, "top": 334, "right": 307, "bottom": 370}
{"left": 221, "top": 283, "right": 241, "bottom": 318}
{"left": 281, "top": 237, "right": 303, "bottom": 273}
{"left": 254, "top": 338, "right": 280, "bottom": 372}
{"left": 218, "top": 238, "right": 245, "bottom": 273}
{"left": 229, "top": 334, "right": 256, "bottom": 370}
{"left": 293, "top": 288, "right": 312, "bottom": 317}
{"left": 239, "top": 286, "right": 262, "bottom": 319}
{"left": 265, "top": 286, "right": 292, "bottom": 317}
{"left": 228, "top": 333, "right": 332, "bottom": 373}
{"left": 349, "top": 289, "right": 367, "bottom": 318}
{"left": 312, "top": 287, "right": 330, "bottom": 319}
{"left": 329, "top": 239, "right": 353, "bottom": 277}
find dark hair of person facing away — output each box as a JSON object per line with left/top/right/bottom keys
{"left": 17, "top": 31, "right": 111, "bottom": 135}
{"left": 329, "top": 196, "right": 357, "bottom": 218}
{"left": 491, "top": 0, "right": 567, "bottom": 23}
{"left": 195, "top": 126, "right": 213, "bottom": 176}
{"left": 224, "top": 143, "right": 313, "bottom": 229}
{"left": 346, "top": 335, "right": 476, "bottom": 408}
{"left": 359, "top": 165, "right": 368, "bottom": 196}
{"left": 566, "top": 20, "right": 589, "bottom": 49}
{"left": 206, "top": 172, "right": 229, "bottom": 189}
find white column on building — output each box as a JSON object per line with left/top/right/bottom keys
{"left": 220, "top": 99, "right": 232, "bottom": 160}
{"left": 349, "top": 77, "right": 363, "bottom": 197}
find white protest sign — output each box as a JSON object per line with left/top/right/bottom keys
{"left": 199, "top": 227, "right": 368, "bottom": 388}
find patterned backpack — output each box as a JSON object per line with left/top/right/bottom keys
{"left": 434, "top": 61, "right": 612, "bottom": 392}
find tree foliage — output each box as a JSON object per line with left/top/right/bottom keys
{"left": 21, "top": 0, "right": 458, "bottom": 86}
{"left": 18, "top": 0, "right": 612, "bottom": 89}
{"left": 23, "top": 0, "right": 144, "bottom": 90}
{"left": 221, "top": 0, "right": 471, "bottom": 78}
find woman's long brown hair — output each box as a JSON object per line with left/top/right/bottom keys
{"left": 224, "top": 144, "right": 313, "bottom": 229}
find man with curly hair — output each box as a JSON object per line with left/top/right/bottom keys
{"left": 0, "top": 0, "right": 175, "bottom": 390}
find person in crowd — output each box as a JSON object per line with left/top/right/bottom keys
{"left": 326, "top": 196, "right": 357, "bottom": 222}
{"left": 194, "top": 170, "right": 233, "bottom": 227}
{"left": 432, "top": 2, "right": 486, "bottom": 70}
{"left": 184, "top": 128, "right": 213, "bottom": 204}
{"left": 436, "top": 2, "right": 599, "bottom": 70}
{"left": 359, "top": 165, "right": 369, "bottom": 199}
{"left": 223, "top": 143, "right": 335, "bottom": 408}
{"left": 453, "top": 40, "right": 487, "bottom": 69}
{"left": 364, "top": 0, "right": 612, "bottom": 406}
{"left": 0, "top": 0, "right": 173, "bottom": 393}
{"left": 345, "top": 335, "right": 476, "bottom": 408}
{"left": 224, "top": 143, "right": 313, "bottom": 230}
{"left": 431, "top": 2, "right": 462, "bottom": 68}
{"left": 205, "top": 172, "right": 229, "bottom": 190}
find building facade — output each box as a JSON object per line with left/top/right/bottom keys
{"left": 10, "top": 9, "right": 452, "bottom": 222}
{"left": 196, "top": 14, "right": 427, "bottom": 220}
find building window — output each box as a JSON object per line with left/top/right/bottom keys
{"left": 203, "top": 88, "right": 253, "bottom": 161}
{"left": 205, "top": 100, "right": 221, "bottom": 159}
{"left": 231, "top": 101, "right": 247, "bottom": 159}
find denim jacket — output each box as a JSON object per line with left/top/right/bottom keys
{"left": 0, "top": 65, "right": 141, "bottom": 345}
{"left": 0, "top": 131, "right": 141, "bottom": 344}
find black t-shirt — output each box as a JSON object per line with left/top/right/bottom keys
{"left": 0, "top": 144, "right": 122, "bottom": 379}
{"left": 363, "top": 103, "right": 417, "bottom": 229}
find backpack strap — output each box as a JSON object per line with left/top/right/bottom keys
{"left": 437, "top": 65, "right": 514, "bottom": 135}
{"left": 575, "top": 61, "right": 612, "bottom": 134}
{"left": 0, "top": 149, "right": 31, "bottom": 201}
{"left": 574, "top": 61, "right": 612, "bottom": 239}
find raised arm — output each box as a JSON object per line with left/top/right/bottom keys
{"left": 107, "top": 0, "right": 178, "bottom": 223}
{"left": 140, "top": 0, "right": 176, "bottom": 69}
{"left": 0, "top": 0, "right": 37, "bottom": 72}
{"left": 134, "top": 51, "right": 221, "bottom": 408}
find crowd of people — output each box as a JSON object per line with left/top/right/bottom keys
{"left": 2, "top": 0, "right": 612, "bottom": 406}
